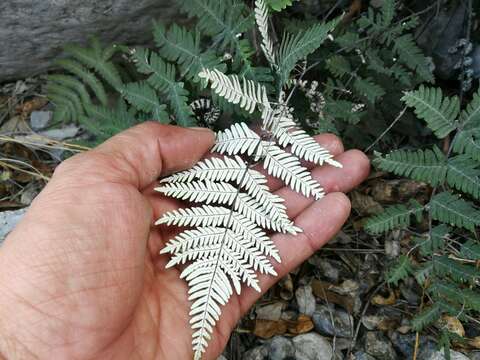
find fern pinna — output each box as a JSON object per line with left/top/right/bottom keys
{"left": 366, "top": 85, "right": 480, "bottom": 343}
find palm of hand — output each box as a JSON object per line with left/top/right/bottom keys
{"left": 0, "top": 123, "right": 369, "bottom": 360}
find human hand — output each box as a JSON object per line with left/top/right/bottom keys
{"left": 0, "top": 122, "right": 369, "bottom": 360}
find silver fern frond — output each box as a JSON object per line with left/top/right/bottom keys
{"left": 212, "top": 122, "right": 266, "bottom": 160}
{"left": 198, "top": 68, "right": 271, "bottom": 113}
{"left": 160, "top": 38, "right": 340, "bottom": 357}
{"left": 262, "top": 144, "right": 325, "bottom": 199}
{"left": 254, "top": 0, "right": 277, "bottom": 68}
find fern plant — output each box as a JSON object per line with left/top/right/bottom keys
{"left": 365, "top": 84, "right": 480, "bottom": 344}
{"left": 153, "top": 2, "right": 340, "bottom": 358}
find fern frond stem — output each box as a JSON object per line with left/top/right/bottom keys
{"left": 365, "top": 106, "right": 408, "bottom": 152}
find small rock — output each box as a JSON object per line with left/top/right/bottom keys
{"left": 364, "top": 331, "right": 397, "bottom": 360}
{"left": 244, "top": 345, "right": 269, "bottom": 360}
{"left": 39, "top": 124, "right": 79, "bottom": 140}
{"left": 30, "top": 111, "right": 52, "bottom": 130}
{"left": 216, "top": 356, "right": 228, "bottom": 360}
{"left": 469, "top": 352, "right": 480, "bottom": 360}
{"left": 361, "top": 315, "right": 383, "bottom": 330}
{"left": 390, "top": 332, "right": 436, "bottom": 359}
{"left": 256, "top": 302, "right": 285, "bottom": 321}
{"left": 20, "top": 183, "right": 40, "bottom": 205}
{"left": 292, "top": 333, "right": 333, "bottom": 360}
{"left": 313, "top": 305, "right": 353, "bottom": 338}
{"left": 352, "top": 351, "right": 376, "bottom": 360}
{"left": 281, "top": 310, "right": 298, "bottom": 321}
{"left": 384, "top": 239, "right": 400, "bottom": 258}
{"left": 296, "top": 285, "right": 316, "bottom": 316}
{"left": 268, "top": 336, "right": 295, "bottom": 360}
{"left": 426, "top": 350, "right": 470, "bottom": 360}
{"left": 309, "top": 257, "right": 340, "bottom": 283}
{"left": 0, "top": 208, "right": 27, "bottom": 244}
{"left": 399, "top": 278, "right": 420, "bottom": 305}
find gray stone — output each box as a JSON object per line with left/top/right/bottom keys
{"left": 256, "top": 302, "right": 285, "bottom": 321}
{"left": 292, "top": 333, "right": 333, "bottom": 360}
{"left": 426, "top": 350, "right": 470, "bottom": 360}
{"left": 30, "top": 111, "right": 52, "bottom": 131}
{"left": 470, "top": 352, "right": 480, "bottom": 360}
{"left": 216, "top": 356, "right": 228, "bottom": 360}
{"left": 390, "top": 332, "right": 436, "bottom": 359}
{"left": 295, "top": 285, "right": 316, "bottom": 316}
{"left": 312, "top": 305, "right": 353, "bottom": 338}
{"left": 244, "top": 345, "right": 268, "bottom": 360}
{"left": 38, "top": 124, "right": 80, "bottom": 140}
{"left": 364, "top": 331, "right": 397, "bottom": 360}
{"left": 352, "top": 351, "right": 376, "bottom": 360}
{"left": 0, "top": 208, "right": 27, "bottom": 244}
{"left": 0, "top": 0, "right": 180, "bottom": 82}
{"left": 268, "top": 336, "right": 295, "bottom": 360}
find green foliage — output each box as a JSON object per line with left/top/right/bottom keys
{"left": 265, "top": 0, "right": 294, "bottom": 11}
{"left": 368, "top": 84, "right": 480, "bottom": 341}
{"left": 402, "top": 86, "right": 459, "bottom": 138}
{"left": 364, "top": 200, "right": 424, "bottom": 234}
{"left": 277, "top": 18, "right": 339, "bottom": 86}
{"left": 374, "top": 148, "right": 480, "bottom": 199}
{"left": 386, "top": 255, "right": 413, "bottom": 286}
{"left": 430, "top": 192, "right": 480, "bottom": 233}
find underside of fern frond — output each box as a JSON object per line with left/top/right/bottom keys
{"left": 158, "top": 92, "right": 339, "bottom": 359}
{"left": 156, "top": 9, "right": 341, "bottom": 358}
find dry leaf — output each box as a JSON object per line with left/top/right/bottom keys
{"left": 439, "top": 315, "right": 465, "bottom": 337}
{"left": 253, "top": 319, "right": 287, "bottom": 339}
{"left": 468, "top": 336, "right": 480, "bottom": 349}
{"left": 15, "top": 97, "right": 48, "bottom": 115}
{"left": 287, "top": 315, "right": 314, "bottom": 335}
{"left": 312, "top": 280, "right": 356, "bottom": 313}
{"left": 350, "top": 191, "right": 383, "bottom": 216}
{"left": 371, "top": 290, "right": 396, "bottom": 306}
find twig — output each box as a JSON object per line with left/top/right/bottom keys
{"left": 347, "top": 281, "right": 386, "bottom": 357}
{"left": 365, "top": 106, "right": 408, "bottom": 153}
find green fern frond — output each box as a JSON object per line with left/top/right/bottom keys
{"left": 459, "top": 87, "right": 480, "bottom": 128}
{"left": 416, "top": 224, "right": 450, "bottom": 257}
{"left": 460, "top": 240, "right": 480, "bottom": 261}
{"left": 435, "top": 256, "right": 480, "bottom": 285}
{"left": 387, "top": 255, "right": 413, "bottom": 286}
{"left": 81, "top": 100, "right": 137, "bottom": 141}
{"left": 364, "top": 200, "right": 424, "bottom": 234}
{"left": 353, "top": 77, "right": 385, "bottom": 104}
{"left": 394, "top": 34, "right": 434, "bottom": 83}
{"left": 411, "top": 303, "right": 441, "bottom": 331}
{"left": 446, "top": 155, "right": 480, "bottom": 199}
{"left": 153, "top": 22, "right": 225, "bottom": 81}
{"left": 131, "top": 48, "right": 195, "bottom": 126}
{"left": 277, "top": 18, "right": 339, "bottom": 86}
{"left": 177, "top": 0, "right": 253, "bottom": 50}
{"left": 265, "top": 0, "right": 294, "bottom": 11}
{"left": 452, "top": 130, "right": 480, "bottom": 161}
{"left": 326, "top": 55, "right": 351, "bottom": 78}
{"left": 46, "top": 82, "right": 84, "bottom": 121}
{"left": 402, "top": 86, "right": 459, "bottom": 138}
{"left": 48, "top": 75, "right": 91, "bottom": 110}
{"left": 64, "top": 40, "right": 123, "bottom": 89}
{"left": 55, "top": 59, "right": 108, "bottom": 106}
{"left": 430, "top": 192, "right": 480, "bottom": 232}
{"left": 373, "top": 147, "right": 447, "bottom": 186}
{"left": 381, "top": 0, "right": 396, "bottom": 27}
{"left": 431, "top": 282, "right": 480, "bottom": 312}
{"left": 120, "top": 82, "right": 169, "bottom": 122}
